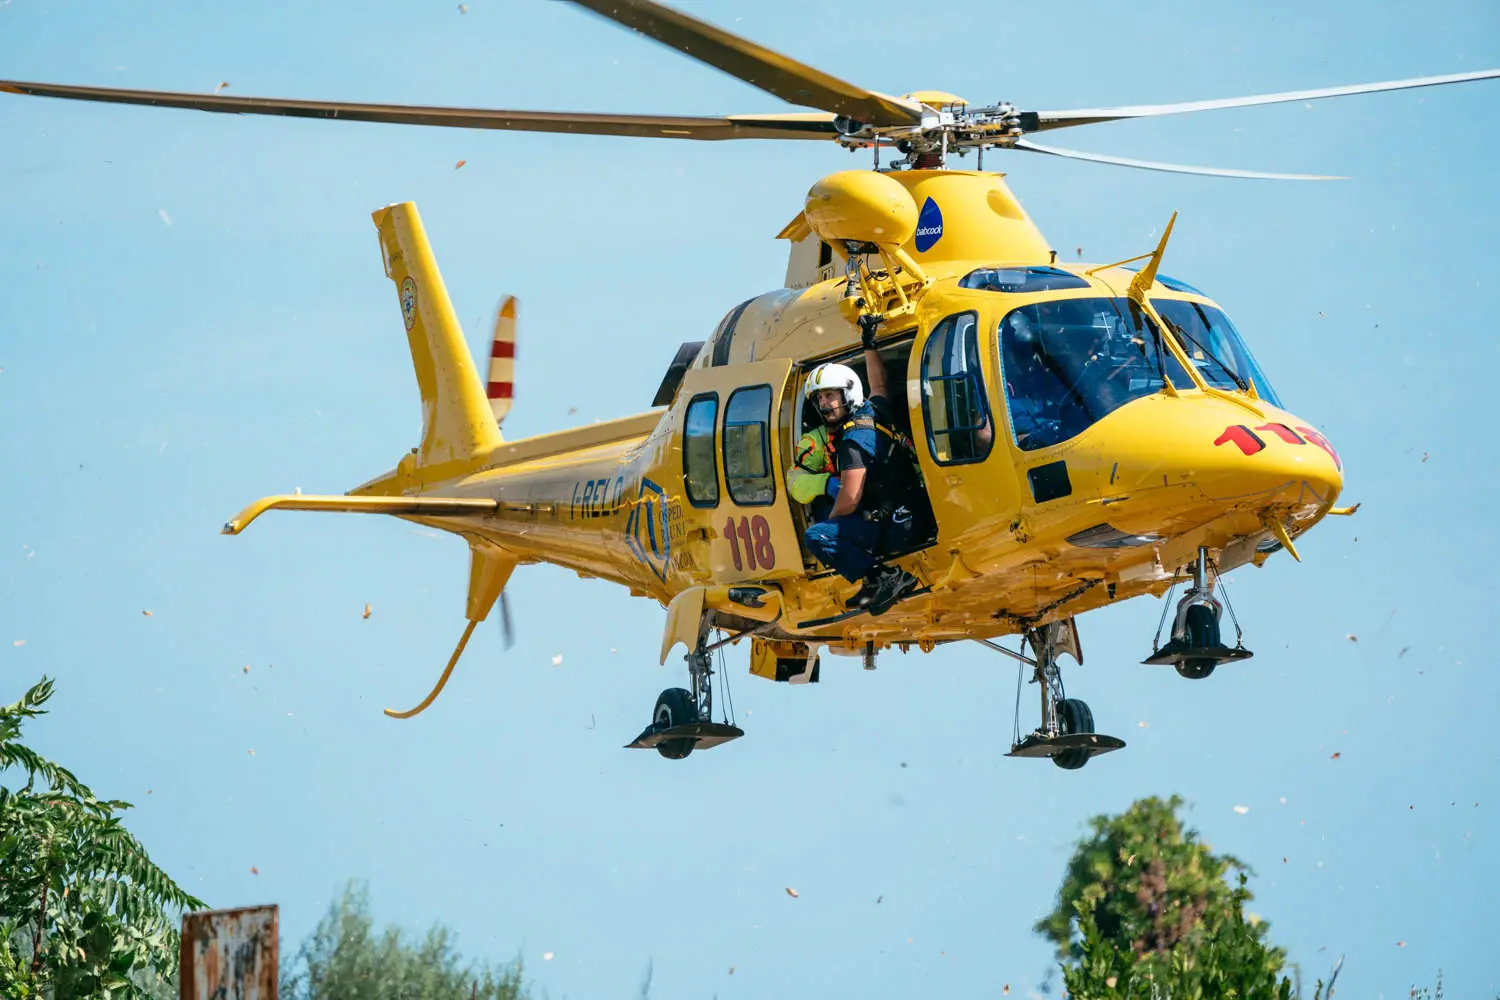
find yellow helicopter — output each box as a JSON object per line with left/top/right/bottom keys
{"left": 9, "top": 1, "right": 1497, "bottom": 769}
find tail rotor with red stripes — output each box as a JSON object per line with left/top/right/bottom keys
{"left": 487, "top": 295, "right": 516, "bottom": 425}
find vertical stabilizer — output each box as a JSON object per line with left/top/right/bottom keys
{"left": 372, "top": 203, "right": 502, "bottom": 470}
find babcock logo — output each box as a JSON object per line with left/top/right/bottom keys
{"left": 914, "top": 197, "right": 943, "bottom": 252}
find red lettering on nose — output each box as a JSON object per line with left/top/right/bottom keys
{"left": 1295, "top": 426, "right": 1342, "bottom": 471}
{"left": 1214, "top": 425, "right": 1266, "bottom": 455}
{"left": 1255, "top": 423, "right": 1305, "bottom": 445}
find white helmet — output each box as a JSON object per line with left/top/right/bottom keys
{"left": 805, "top": 363, "right": 865, "bottom": 409}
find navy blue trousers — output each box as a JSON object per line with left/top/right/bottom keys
{"left": 805, "top": 515, "right": 881, "bottom": 582}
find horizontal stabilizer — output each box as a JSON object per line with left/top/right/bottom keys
{"left": 222, "top": 494, "right": 497, "bottom": 535}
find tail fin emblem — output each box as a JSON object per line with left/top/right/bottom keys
{"left": 400, "top": 276, "right": 418, "bottom": 330}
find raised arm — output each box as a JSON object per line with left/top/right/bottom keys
{"left": 859, "top": 315, "right": 888, "bottom": 400}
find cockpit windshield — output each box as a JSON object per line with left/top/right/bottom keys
{"left": 999, "top": 297, "right": 1189, "bottom": 452}
{"left": 1153, "top": 300, "right": 1283, "bottom": 407}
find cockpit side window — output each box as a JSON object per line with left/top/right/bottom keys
{"left": 1154, "top": 300, "right": 1283, "bottom": 407}
{"left": 921, "top": 312, "right": 993, "bottom": 465}
{"left": 998, "top": 297, "right": 1182, "bottom": 452}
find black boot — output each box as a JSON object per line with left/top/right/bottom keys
{"left": 848, "top": 565, "right": 919, "bottom": 616}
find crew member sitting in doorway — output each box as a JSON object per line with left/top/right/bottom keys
{"left": 787, "top": 420, "right": 839, "bottom": 523}
{"left": 803, "top": 316, "right": 924, "bottom": 615}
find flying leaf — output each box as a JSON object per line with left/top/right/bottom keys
{"left": 1330, "top": 752, "right": 1342, "bottom": 760}
{"left": 552, "top": 654, "right": 563, "bottom": 666}
{"left": 363, "top": 603, "right": 372, "bottom": 619}
{"left": 142, "top": 610, "right": 152, "bottom": 616}
{"left": 454, "top": 159, "right": 467, "bottom": 169}
{"left": 1233, "top": 805, "right": 1249, "bottom": 814}
{"left": 214, "top": 82, "right": 230, "bottom": 93}
{"left": 250, "top": 866, "right": 259, "bottom": 875}
{"left": 158, "top": 209, "right": 172, "bottom": 227}
{"left": 785, "top": 887, "right": 799, "bottom": 898}
{"left": 543, "top": 952, "right": 554, "bottom": 961}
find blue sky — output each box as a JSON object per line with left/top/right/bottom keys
{"left": 3, "top": 1, "right": 1498, "bottom": 997}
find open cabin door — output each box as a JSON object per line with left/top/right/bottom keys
{"left": 676, "top": 358, "right": 802, "bottom": 584}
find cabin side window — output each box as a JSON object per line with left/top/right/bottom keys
{"left": 921, "top": 311, "right": 993, "bottom": 465}
{"left": 683, "top": 393, "right": 720, "bottom": 508}
{"left": 723, "top": 384, "right": 776, "bottom": 506}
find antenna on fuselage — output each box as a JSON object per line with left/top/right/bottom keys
{"left": 1128, "top": 212, "right": 1178, "bottom": 300}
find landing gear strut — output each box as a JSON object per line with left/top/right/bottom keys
{"left": 626, "top": 616, "right": 744, "bottom": 759}
{"left": 1142, "top": 547, "right": 1254, "bottom": 679}
{"left": 999, "top": 619, "right": 1125, "bottom": 770}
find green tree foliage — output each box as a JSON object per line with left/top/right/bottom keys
{"left": 0, "top": 677, "right": 205, "bottom": 999}
{"left": 280, "top": 882, "right": 528, "bottom": 1000}
{"left": 1038, "top": 795, "right": 1293, "bottom": 999}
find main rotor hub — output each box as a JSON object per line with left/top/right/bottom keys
{"left": 835, "top": 98, "right": 1035, "bottom": 167}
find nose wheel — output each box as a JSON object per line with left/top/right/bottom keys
{"left": 1142, "top": 547, "right": 1254, "bottom": 678}
{"left": 994, "top": 619, "right": 1125, "bottom": 770}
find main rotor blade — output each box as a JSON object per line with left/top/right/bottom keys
{"left": 1011, "top": 138, "right": 1345, "bottom": 180}
{"left": 0, "top": 79, "right": 839, "bottom": 141}
{"left": 566, "top": 0, "right": 924, "bottom": 127}
{"left": 1035, "top": 68, "right": 1500, "bottom": 130}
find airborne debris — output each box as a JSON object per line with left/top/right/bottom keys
{"left": 1397, "top": 940, "right": 1406, "bottom": 947}
{"left": 551, "top": 654, "right": 563, "bottom": 666}
{"left": 454, "top": 159, "right": 467, "bottom": 169}
{"left": 249, "top": 866, "right": 259, "bottom": 876}
{"left": 214, "top": 82, "right": 230, "bottom": 93}
{"left": 1422, "top": 452, "right": 1429, "bottom": 463}
{"left": 362, "top": 603, "right": 372, "bottom": 619}
{"left": 247, "top": 750, "right": 254, "bottom": 756}
{"left": 158, "top": 209, "right": 172, "bottom": 227}
{"left": 242, "top": 665, "right": 249, "bottom": 673}
{"left": 1330, "top": 752, "right": 1342, "bottom": 760}
{"left": 785, "top": 887, "right": 799, "bottom": 898}
{"left": 567, "top": 407, "right": 578, "bottom": 415}
{"left": 1233, "top": 805, "right": 1249, "bottom": 814}
{"left": 12, "top": 640, "right": 24, "bottom": 647}
{"left": 542, "top": 952, "right": 553, "bottom": 961}
{"left": 728, "top": 965, "right": 735, "bottom": 975}
{"left": 1345, "top": 634, "right": 1357, "bottom": 642}
{"left": 1398, "top": 646, "right": 1410, "bottom": 658}
{"left": 1138, "top": 720, "right": 1150, "bottom": 728}
{"left": 457, "top": 3, "right": 467, "bottom": 11}
{"left": 142, "top": 610, "right": 152, "bottom": 616}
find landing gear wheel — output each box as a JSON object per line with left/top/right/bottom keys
{"left": 1053, "top": 698, "right": 1094, "bottom": 770}
{"left": 653, "top": 687, "right": 698, "bottom": 760}
{"left": 1005, "top": 621, "right": 1125, "bottom": 768}
{"left": 1175, "top": 604, "right": 1220, "bottom": 680}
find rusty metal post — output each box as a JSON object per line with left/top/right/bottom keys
{"left": 180, "top": 905, "right": 278, "bottom": 1000}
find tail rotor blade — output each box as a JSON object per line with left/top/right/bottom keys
{"left": 499, "top": 590, "right": 515, "bottom": 651}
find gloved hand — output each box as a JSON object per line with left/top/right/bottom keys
{"left": 824, "top": 474, "right": 841, "bottom": 499}
{"left": 858, "top": 313, "right": 881, "bottom": 351}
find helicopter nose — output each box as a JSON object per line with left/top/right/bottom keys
{"left": 1087, "top": 397, "right": 1344, "bottom": 524}
{"left": 1194, "top": 414, "right": 1344, "bottom": 508}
